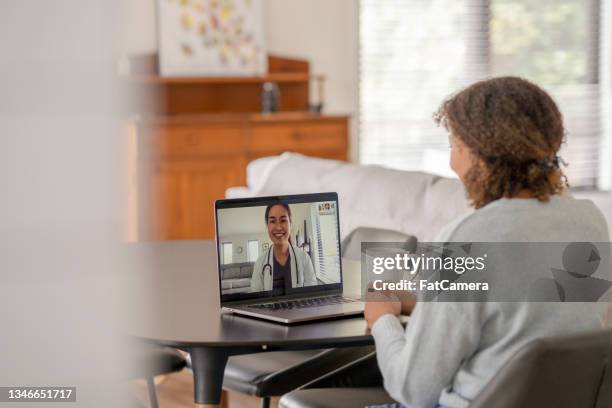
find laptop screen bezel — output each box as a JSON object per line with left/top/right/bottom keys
{"left": 215, "top": 192, "right": 343, "bottom": 306}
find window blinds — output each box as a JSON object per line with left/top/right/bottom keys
{"left": 360, "top": 0, "right": 609, "bottom": 188}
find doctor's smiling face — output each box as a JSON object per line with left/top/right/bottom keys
{"left": 266, "top": 203, "right": 292, "bottom": 247}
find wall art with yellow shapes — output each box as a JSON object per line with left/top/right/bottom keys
{"left": 157, "top": 0, "right": 267, "bottom": 76}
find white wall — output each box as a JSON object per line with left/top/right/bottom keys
{"left": 120, "top": 0, "right": 360, "bottom": 161}
{"left": 218, "top": 206, "right": 267, "bottom": 235}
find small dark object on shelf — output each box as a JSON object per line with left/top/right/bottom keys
{"left": 262, "top": 81, "right": 280, "bottom": 113}
{"left": 309, "top": 103, "right": 323, "bottom": 114}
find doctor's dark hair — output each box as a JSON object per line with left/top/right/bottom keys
{"left": 434, "top": 76, "right": 567, "bottom": 209}
{"left": 264, "top": 202, "right": 292, "bottom": 223}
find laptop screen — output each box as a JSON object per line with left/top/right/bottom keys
{"left": 215, "top": 192, "right": 342, "bottom": 304}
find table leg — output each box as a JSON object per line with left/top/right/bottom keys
{"left": 189, "top": 347, "right": 229, "bottom": 407}
{"left": 193, "top": 390, "right": 227, "bottom": 408}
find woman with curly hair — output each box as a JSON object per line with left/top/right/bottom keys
{"left": 364, "top": 77, "right": 609, "bottom": 408}
{"left": 436, "top": 76, "right": 567, "bottom": 208}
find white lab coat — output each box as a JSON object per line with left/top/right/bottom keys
{"left": 250, "top": 243, "right": 317, "bottom": 292}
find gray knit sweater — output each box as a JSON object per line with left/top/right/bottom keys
{"left": 371, "top": 195, "right": 610, "bottom": 408}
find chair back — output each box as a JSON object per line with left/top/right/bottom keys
{"left": 341, "top": 227, "right": 417, "bottom": 261}
{"left": 470, "top": 329, "right": 612, "bottom": 408}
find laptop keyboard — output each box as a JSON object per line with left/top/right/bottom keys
{"left": 246, "top": 295, "right": 357, "bottom": 310}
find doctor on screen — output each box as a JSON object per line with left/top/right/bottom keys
{"left": 250, "top": 202, "right": 317, "bottom": 292}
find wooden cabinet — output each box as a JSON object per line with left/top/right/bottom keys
{"left": 146, "top": 157, "right": 245, "bottom": 240}
{"left": 128, "top": 54, "right": 349, "bottom": 240}
{"left": 135, "top": 113, "right": 348, "bottom": 240}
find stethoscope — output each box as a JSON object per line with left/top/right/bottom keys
{"left": 262, "top": 241, "right": 299, "bottom": 284}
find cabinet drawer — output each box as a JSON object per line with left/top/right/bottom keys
{"left": 249, "top": 122, "right": 347, "bottom": 153}
{"left": 150, "top": 125, "right": 244, "bottom": 158}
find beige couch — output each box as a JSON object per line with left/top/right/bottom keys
{"left": 226, "top": 152, "right": 472, "bottom": 242}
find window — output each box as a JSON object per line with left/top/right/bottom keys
{"left": 247, "top": 240, "right": 259, "bottom": 262}
{"left": 222, "top": 242, "right": 232, "bottom": 265}
{"left": 360, "top": 0, "right": 610, "bottom": 188}
{"left": 310, "top": 204, "right": 341, "bottom": 284}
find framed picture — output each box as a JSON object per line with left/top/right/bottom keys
{"left": 318, "top": 201, "right": 335, "bottom": 215}
{"left": 156, "top": 0, "right": 267, "bottom": 77}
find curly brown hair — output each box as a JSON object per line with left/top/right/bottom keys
{"left": 434, "top": 76, "right": 568, "bottom": 209}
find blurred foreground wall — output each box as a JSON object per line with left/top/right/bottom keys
{"left": 0, "top": 1, "right": 144, "bottom": 406}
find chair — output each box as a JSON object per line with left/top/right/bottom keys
{"left": 340, "top": 227, "right": 417, "bottom": 261}
{"left": 132, "top": 346, "right": 187, "bottom": 408}
{"left": 469, "top": 328, "right": 612, "bottom": 408}
{"left": 223, "top": 347, "right": 374, "bottom": 408}
{"left": 279, "top": 329, "right": 612, "bottom": 408}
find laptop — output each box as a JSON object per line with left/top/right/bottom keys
{"left": 215, "top": 192, "right": 364, "bottom": 324}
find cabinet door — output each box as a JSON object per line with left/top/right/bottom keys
{"left": 145, "top": 157, "right": 245, "bottom": 240}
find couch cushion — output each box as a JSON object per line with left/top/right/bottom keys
{"left": 221, "top": 262, "right": 253, "bottom": 279}
{"left": 240, "top": 265, "right": 253, "bottom": 277}
{"left": 222, "top": 266, "right": 242, "bottom": 279}
{"left": 234, "top": 278, "right": 251, "bottom": 288}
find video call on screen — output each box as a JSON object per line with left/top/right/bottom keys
{"left": 217, "top": 201, "right": 341, "bottom": 296}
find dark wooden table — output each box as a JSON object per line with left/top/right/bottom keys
{"left": 131, "top": 241, "right": 372, "bottom": 406}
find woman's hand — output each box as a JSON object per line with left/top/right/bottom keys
{"left": 364, "top": 297, "right": 401, "bottom": 329}
{"left": 400, "top": 293, "right": 417, "bottom": 315}
{"left": 364, "top": 281, "right": 417, "bottom": 327}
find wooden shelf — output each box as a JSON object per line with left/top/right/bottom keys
{"left": 125, "top": 53, "right": 323, "bottom": 114}
{"left": 136, "top": 112, "right": 347, "bottom": 126}
{"left": 130, "top": 73, "right": 323, "bottom": 85}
